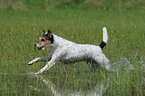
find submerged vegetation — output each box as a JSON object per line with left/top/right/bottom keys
{"left": 0, "top": 0, "right": 145, "bottom": 96}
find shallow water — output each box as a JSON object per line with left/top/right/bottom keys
{"left": 1, "top": 54, "right": 144, "bottom": 96}
{"left": 111, "top": 53, "right": 144, "bottom": 72}
{"left": 1, "top": 73, "right": 110, "bottom": 96}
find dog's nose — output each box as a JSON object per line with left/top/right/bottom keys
{"left": 34, "top": 43, "right": 37, "bottom": 47}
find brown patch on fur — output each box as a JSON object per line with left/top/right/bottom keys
{"left": 38, "top": 37, "right": 51, "bottom": 45}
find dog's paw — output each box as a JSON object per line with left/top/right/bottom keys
{"left": 28, "top": 61, "right": 34, "bottom": 65}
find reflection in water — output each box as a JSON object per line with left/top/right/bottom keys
{"left": 33, "top": 75, "right": 109, "bottom": 96}
{"left": 24, "top": 54, "right": 144, "bottom": 96}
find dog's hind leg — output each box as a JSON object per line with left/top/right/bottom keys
{"left": 87, "top": 59, "right": 99, "bottom": 71}
{"left": 93, "top": 54, "right": 115, "bottom": 72}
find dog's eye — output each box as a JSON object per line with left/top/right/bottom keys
{"left": 41, "top": 39, "right": 45, "bottom": 42}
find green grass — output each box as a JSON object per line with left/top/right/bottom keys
{"left": 0, "top": 8, "right": 145, "bottom": 96}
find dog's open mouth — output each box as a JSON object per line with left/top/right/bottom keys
{"left": 35, "top": 43, "right": 46, "bottom": 50}
{"left": 37, "top": 46, "right": 46, "bottom": 50}
{"left": 37, "top": 46, "right": 45, "bottom": 50}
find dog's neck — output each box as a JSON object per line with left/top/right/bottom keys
{"left": 52, "top": 34, "right": 76, "bottom": 48}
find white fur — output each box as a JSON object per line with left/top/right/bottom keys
{"left": 103, "top": 27, "right": 108, "bottom": 44}
{"left": 28, "top": 27, "right": 114, "bottom": 74}
{"left": 28, "top": 58, "right": 40, "bottom": 65}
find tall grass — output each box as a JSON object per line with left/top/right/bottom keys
{"left": 0, "top": 5, "right": 145, "bottom": 96}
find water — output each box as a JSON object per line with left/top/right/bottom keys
{"left": 33, "top": 75, "right": 109, "bottom": 96}
{"left": 112, "top": 52, "right": 144, "bottom": 72}
{"left": 1, "top": 73, "right": 110, "bottom": 96}
{"left": 1, "top": 53, "right": 144, "bottom": 96}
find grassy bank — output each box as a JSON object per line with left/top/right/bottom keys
{"left": 0, "top": 6, "right": 145, "bottom": 96}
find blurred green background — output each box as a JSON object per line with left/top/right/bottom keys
{"left": 1, "top": 0, "right": 145, "bottom": 11}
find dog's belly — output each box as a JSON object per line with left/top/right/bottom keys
{"left": 61, "top": 57, "right": 85, "bottom": 64}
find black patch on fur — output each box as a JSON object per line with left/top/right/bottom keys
{"left": 99, "top": 41, "right": 106, "bottom": 49}
{"left": 42, "top": 34, "right": 54, "bottom": 43}
{"left": 47, "top": 35, "right": 54, "bottom": 43}
{"left": 41, "top": 31, "right": 54, "bottom": 43}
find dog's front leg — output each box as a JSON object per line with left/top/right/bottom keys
{"left": 39, "top": 56, "right": 51, "bottom": 62}
{"left": 28, "top": 49, "right": 53, "bottom": 65}
{"left": 35, "top": 50, "right": 65, "bottom": 74}
{"left": 35, "top": 61, "right": 56, "bottom": 74}
{"left": 28, "top": 56, "right": 51, "bottom": 65}
{"left": 28, "top": 57, "right": 41, "bottom": 65}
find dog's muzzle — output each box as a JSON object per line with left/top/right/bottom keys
{"left": 34, "top": 43, "right": 45, "bottom": 50}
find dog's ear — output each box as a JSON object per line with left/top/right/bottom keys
{"left": 47, "top": 30, "right": 53, "bottom": 38}
{"left": 42, "top": 28, "right": 45, "bottom": 34}
{"left": 48, "top": 30, "right": 51, "bottom": 33}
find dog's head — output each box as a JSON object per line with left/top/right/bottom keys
{"left": 34, "top": 29, "right": 54, "bottom": 50}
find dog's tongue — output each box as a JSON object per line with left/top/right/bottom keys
{"left": 42, "top": 47, "right": 45, "bottom": 50}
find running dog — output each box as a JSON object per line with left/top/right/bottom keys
{"left": 28, "top": 27, "right": 114, "bottom": 74}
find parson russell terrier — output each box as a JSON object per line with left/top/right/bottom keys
{"left": 28, "top": 27, "right": 114, "bottom": 74}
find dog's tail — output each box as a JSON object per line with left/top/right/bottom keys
{"left": 99, "top": 27, "right": 108, "bottom": 49}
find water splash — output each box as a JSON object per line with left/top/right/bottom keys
{"left": 112, "top": 58, "right": 134, "bottom": 70}
{"left": 111, "top": 52, "right": 144, "bottom": 71}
